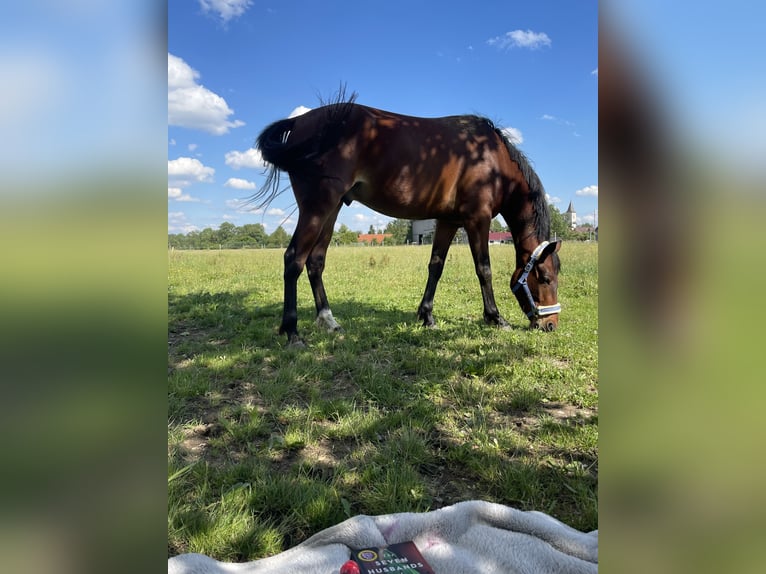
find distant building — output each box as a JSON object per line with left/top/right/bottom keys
{"left": 357, "top": 233, "right": 393, "bottom": 245}
{"left": 488, "top": 231, "right": 513, "bottom": 244}
{"left": 410, "top": 219, "right": 471, "bottom": 244}
{"left": 411, "top": 219, "right": 436, "bottom": 244}
{"left": 564, "top": 201, "right": 577, "bottom": 230}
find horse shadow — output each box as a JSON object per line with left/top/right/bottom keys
{"left": 168, "top": 289, "right": 597, "bottom": 556}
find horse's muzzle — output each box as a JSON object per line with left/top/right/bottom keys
{"left": 531, "top": 317, "right": 558, "bottom": 332}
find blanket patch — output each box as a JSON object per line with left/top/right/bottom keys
{"left": 351, "top": 541, "right": 435, "bottom": 574}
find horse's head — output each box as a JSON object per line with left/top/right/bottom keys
{"left": 511, "top": 240, "right": 562, "bottom": 331}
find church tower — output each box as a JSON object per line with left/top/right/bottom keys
{"left": 564, "top": 201, "right": 577, "bottom": 230}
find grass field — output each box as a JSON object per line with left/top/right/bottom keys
{"left": 168, "top": 242, "right": 598, "bottom": 560}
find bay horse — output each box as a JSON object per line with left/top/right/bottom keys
{"left": 255, "top": 94, "right": 561, "bottom": 346}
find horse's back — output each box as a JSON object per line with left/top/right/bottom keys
{"left": 342, "top": 106, "right": 509, "bottom": 218}
{"left": 264, "top": 102, "right": 514, "bottom": 219}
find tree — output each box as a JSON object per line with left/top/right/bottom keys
{"left": 267, "top": 226, "right": 290, "bottom": 248}
{"left": 384, "top": 219, "right": 412, "bottom": 245}
{"left": 490, "top": 218, "right": 506, "bottom": 232}
{"left": 199, "top": 228, "right": 216, "bottom": 249}
{"left": 217, "top": 221, "right": 236, "bottom": 242}
{"left": 368, "top": 225, "right": 376, "bottom": 234}
{"left": 547, "top": 205, "right": 571, "bottom": 240}
{"left": 334, "top": 224, "right": 360, "bottom": 245}
{"left": 240, "top": 223, "right": 267, "bottom": 247}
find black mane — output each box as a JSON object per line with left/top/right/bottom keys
{"left": 490, "top": 121, "right": 551, "bottom": 242}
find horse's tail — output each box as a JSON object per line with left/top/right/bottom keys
{"left": 248, "top": 117, "right": 301, "bottom": 210}
{"left": 257, "top": 117, "right": 303, "bottom": 169}
{"left": 251, "top": 88, "right": 358, "bottom": 210}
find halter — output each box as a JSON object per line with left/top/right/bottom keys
{"left": 511, "top": 240, "right": 561, "bottom": 319}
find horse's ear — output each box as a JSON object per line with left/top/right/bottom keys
{"left": 538, "top": 240, "right": 561, "bottom": 262}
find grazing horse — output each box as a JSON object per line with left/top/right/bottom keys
{"left": 255, "top": 95, "right": 561, "bottom": 346}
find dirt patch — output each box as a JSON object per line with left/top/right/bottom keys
{"left": 176, "top": 423, "right": 216, "bottom": 462}
{"left": 540, "top": 402, "right": 597, "bottom": 423}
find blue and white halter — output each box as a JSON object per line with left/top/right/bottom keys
{"left": 511, "top": 240, "right": 561, "bottom": 319}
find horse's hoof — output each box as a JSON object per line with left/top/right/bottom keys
{"left": 286, "top": 335, "right": 307, "bottom": 348}
{"left": 484, "top": 315, "right": 510, "bottom": 329}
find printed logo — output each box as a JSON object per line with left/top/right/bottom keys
{"left": 357, "top": 550, "right": 378, "bottom": 562}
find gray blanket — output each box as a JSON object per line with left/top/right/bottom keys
{"left": 168, "top": 500, "right": 598, "bottom": 573}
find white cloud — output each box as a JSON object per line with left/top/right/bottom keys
{"left": 575, "top": 185, "right": 598, "bottom": 197}
{"left": 188, "top": 143, "right": 198, "bottom": 152}
{"left": 225, "top": 198, "right": 260, "bottom": 213}
{"left": 488, "top": 29, "right": 551, "bottom": 50}
{"left": 199, "top": 0, "right": 252, "bottom": 23}
{"left": 266, "top": 207, "right": 286, "bottom": 216}
{"left": 224, "top": 177, "right": 256, "bottom": 190}
{"left": 168, "top": 53, "right": 245, "bottom": 135}
{"left": 289, "top": 105, "right": 311, "bottom": 118}
{"left": 168, "top": 156, "right": 215, "bottom": 186}
{"left": 264, "top": 218, "right": 297, "bottom": 233}
{"left": 168, "top": 211, "right": 199, "bottom": 234}
{"left": 224, "top": 147, "right": 266, "bottom": 169}
{"left": 500, "top": 126, "right": 523, "bottom": 145}
{"left": 546, "top": 194, "right": 562, "bottom": 205}
{"left": 168, "top": 186, "right": 199, "bottom": 202}
{"left": 348, "top": 211, "right": 393, "bottom": 229}
{"left": 541, "top": 114, "right": 574, "bottom": 127}
{"left": 591, "top": 68, "right": 598, "bottom": 77}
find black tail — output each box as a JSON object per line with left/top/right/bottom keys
{"left": 251, "top": 117, "right": 303, "bottom": 210}
{"left": 257, "top": 116, "right": 314, "bottom": 171}
{"left": 251, "top": 87, "right": 358, "bottom": 210}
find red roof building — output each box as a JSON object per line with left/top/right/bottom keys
{"left": 488, "top": 231, "right": 513, "bottom": 244}
{"left": 357, "top": 233, "right": 393, "bottom": 245}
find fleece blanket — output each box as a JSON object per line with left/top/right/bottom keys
{"left": 168, "top": 501, "right": 598, "bottom": 574}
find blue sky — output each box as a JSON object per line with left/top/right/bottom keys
{"left": 168, "top": 0, "right": 598, "bottom": 235}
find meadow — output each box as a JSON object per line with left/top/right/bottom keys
{"left": 168, "top": 241, "right": 598, "bottom": 560}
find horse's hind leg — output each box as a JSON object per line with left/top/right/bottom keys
{"left": 464, "top": 218, "right": 509, "bottom": 328}
{"left": 417, "top": 221, "right": 459, "bottom": 327}
{"left": 280, "top": 204, "right": 340, "bottom": 347}
{"left": 307, "top": 204, "right": 343, "bottom": 332}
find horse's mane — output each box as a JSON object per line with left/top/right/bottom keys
{"left": 489, "top": 121, "right": 551, "bottom": 242}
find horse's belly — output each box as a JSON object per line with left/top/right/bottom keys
{"left": 350, "top": 183, "right": 454, "bottom": 219}
{"left": 348, "top": 170, "right": 458, "bottom": 219}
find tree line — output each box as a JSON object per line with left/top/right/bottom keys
{"left": 167, "top": 220, "right": 412, "bottom": 250}
{"left": 168, "top": 206, "right": 593, "bottom": 250}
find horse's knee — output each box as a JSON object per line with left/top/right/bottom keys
{"left": 427, "top": 255, "right": 445, "bottom": 276}
{"left": 475, "top": 263, "right": 492, "bottom": 284}
{"left": 284, "top": 257, "right": 304, "bottom": 281}
{"left": 306, "top": 254, "right": 325, "bottom": 280}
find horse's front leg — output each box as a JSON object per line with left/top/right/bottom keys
{"left": 417, "top": 221, "right": 458, "bottom": 327}
{"left": 464, "top": 219, "right": 510, "bottom": 328}
{"left": 307, "top": 205, "right": 343, "bottom": 333}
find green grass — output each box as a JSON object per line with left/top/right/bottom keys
{"left": 168, "top": 242, "right": 598, "bottom": 560}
